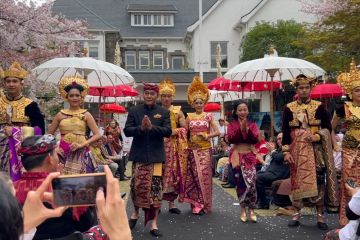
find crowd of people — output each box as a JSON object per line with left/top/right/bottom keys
{"left": 0, "top": 60, "right": 360, "bottom": 240}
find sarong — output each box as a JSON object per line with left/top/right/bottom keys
{"left": 339, "top": 146, "right": 360, "bottom": 225}
{"left": 323, "top": 229, "right": 340, "bottom": 240}
{"left": 179, "top": 148, "right": 212, "bottom": 213}
{"left": 0, "top": 125, "right": 41, "bottom": 181}
{"left": 315, "top": 129, "right": 339, "bottom": 211}
{"left": 230, "top": 150, "right": 257, "bottom": 208}
{"left": 163, "top": 128, "right": 188, "bottom": 202}
{"left": 60, "top": 139, "right": 96, "bottom": 174}
{"left": 131, "top": 163, "right": 163, "bottom": 225}
{"left": 289, "top": 128, "right": 318, "bottom": 201}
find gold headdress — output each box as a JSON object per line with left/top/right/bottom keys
{"left": 58, "top": 76, "right": 89, "bottom": 100}
{"left": 291, "top": 74, "right": 316, "bottom": 88}
{"left": 159, "top": 77, "right": 176, "bottom": 96}
{"left": 4, "top": 61, "right": 28, "bottom": 80}
{"left": 337, "top": 59, "right": 360, "bottom": 96}
{"left": 187, "top": 76, "right": 209, "bottom": 104}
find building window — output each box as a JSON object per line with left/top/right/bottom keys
{"left": 210, "top": 42, "right": 228, "bottom": 69}
{"left": 88, "top": 42, "right": 99, "bottom": 59}
{"left": 164, "top": 15, "right": 171, "bottom": 26}
{"left": 125, "top": 50, "right": 136, "bottom": 70}
{"left": 134, "top": 14, "right": 141, "bottom": 26}
{"left": 153, "top": 15, "right": 162, "bottom": 26}
{"left": 139, "top": 51, "right": 150, "bottom": 69}
{"left": 172, "top": 56, "right": 184, "bottom": 69}
{"left": 131, "top": 14, "right": 174, "bottom": 27}
{"left": 143, "top": 14, "right": 152, "bottom": 26}
{"left": 153, "top": 51, "right": 163, "bottom": 69}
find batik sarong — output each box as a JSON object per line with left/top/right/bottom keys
{"left": 60, "top": 139, "right": 96, "bottom": 174}
{"left": 230, "top": 149, "right": 257, "bottom": 208}
{"left": 179, "top": 148, "right": 212, "bottom": 213}
{"left": 163, "top": 128, "right": 188, "bottom": 202}
{"left": 131, "top": 162, "right": 163, "bottom": 225}
{"left": 0, "top": 125, "right": 41, "bottom": 181}
{"left": 339, "top": 146, "right": 360, "bottom": 226}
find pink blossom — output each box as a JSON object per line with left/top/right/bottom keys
{"left": 0, "top": 0, "right": 89, "bottom": 68}
{"left": 298, "top": 0, "right": 350, "bottom": 20}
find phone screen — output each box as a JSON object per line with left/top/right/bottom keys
{"left": 52, "top": 173, "right": 106, "bottom": 206}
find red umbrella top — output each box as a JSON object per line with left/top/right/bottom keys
{"left": 100, "top": 104, "right": 126, "bottom": 114}
{"left": 204, "top": 102, "right": 221, "bottom": 112}
{"left": 89, "top": 85, "right": 138, "bottom": 97}
{"left": 310, "top": 83, "right": 344, "bottom": 99}
{"left": 208, "top": 77, "right": 281, "bottom": 92}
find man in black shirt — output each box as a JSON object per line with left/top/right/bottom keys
{"left": 124, "top": 82, "right": 171, "bottom": 237}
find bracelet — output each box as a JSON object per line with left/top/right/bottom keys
{"left": 282, "top": 145, "right": 290, "bottom": 153}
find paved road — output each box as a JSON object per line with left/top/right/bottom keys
{"left": 126, "top": 183, "right": 339, "bottom": 240}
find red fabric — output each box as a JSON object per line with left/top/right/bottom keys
{"left": 143, "top": 82, "right": 159, "bottom": 93}
{"left": 89, "top": 85, "right": 138, "bottom": 97}
{"left": 227, "top": 120, "right": 259, "bottom": 145}
{"left": 255, "top": 140, "right": 269, "bottom": 154}
{"left": 204, "top": 102, "right": 221, "bottom": 112}
{"left": 310, "top": 83, "right": 344, "bottom": 99}
{"left": 208, "top": 77, "right": 282, "bottom": 92}
{"left": 100, "top": 104, "right": 126, "bottom": 114}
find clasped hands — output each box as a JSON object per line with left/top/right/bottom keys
{"left": 141, "top": 115, "right": 152, "bottom": 131}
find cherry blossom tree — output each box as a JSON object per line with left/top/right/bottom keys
{"left": 298, "top": 0, "right": 351, "bottom": 20}
{"left": 0, "top": 0, "right": 89, "bottom": 68}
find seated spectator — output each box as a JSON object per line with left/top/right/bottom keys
{"left": 324, "top": 183, "right": 360, "bottom": 240}
{"left": 101, "top": 135, "right": 129, "bottom": 180}
{"left": 256, "top": 133, "right": 290, "bottom": 209}
{"left": 14, "top": 135, "right": 96, "bottom": 239}
{"left": 333, "top": 133, "right": 343, "bottom": 172}
{"left": 254, "top": 131, "right": 269, "bottom": 171}
{"left": 213, "top": 137, "right": 230, "bottom": 177}
{"left": 89, "top": 137, "right": 118, "bottom": 175}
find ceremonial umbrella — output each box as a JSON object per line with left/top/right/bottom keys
{"left": 204, "top": 103, "right": 221, "bottom": 112}
{"left": 89, "top": 85, "right": 139, "bottom": 97}
{"left": 224, "top": 53, "right": 325, "bottom": 138}
{"left": 310, "top": 83, "right": 344, "bottom": 99}
{"left": 32, "top": 57, "right": 134, "bottom": 86}
{"left": 208, "top": 77, "right": 282, "bottom": 92}
{"left": 100, "top": 104, "right": 126, "bottom": 114}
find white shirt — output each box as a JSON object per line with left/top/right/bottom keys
{"left": 340, "top": 190, "right": 360, "bottom": 240}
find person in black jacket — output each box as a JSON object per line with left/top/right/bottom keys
{"left": 256, "top": 132, "right": 290, "bottom": 209}
{"left": 124, "top": 82, "right": 171, "bottom": 238}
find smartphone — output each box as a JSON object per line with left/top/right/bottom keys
{"left": 52, "top": 173, "right": 106, "bottom": 207}
{"left": 346, "top": 179, "right": 358, "bottom": 189}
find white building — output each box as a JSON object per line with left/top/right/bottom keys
{"left": 53, "top": 0, "right": 320, "bottom": 113}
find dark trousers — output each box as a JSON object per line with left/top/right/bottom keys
{"left": 256, "top": 171, "right": 279, "bottom": 206}
{"left": 114, "top": 156, "right": 126, "bottom": 178}
{"left": 227, "top": 164, "right": 235, "bottom": 186}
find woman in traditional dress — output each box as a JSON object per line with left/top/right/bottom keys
{"left": 48, "top": 76, "right": 101, "bottom": 174}
{"left": 227, "top": 101, "right": 259, "bottom": 223}
{"left": 332, "top": 60, "right": 360, "bottom": 226}
{"left": 180, "top": 76, "right": 220, "bottom": 215}
{"left": 105, "top": 120, "right": 123, "bottom": 154}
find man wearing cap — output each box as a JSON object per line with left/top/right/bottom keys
{"left": 0, "top": 61, "right": 45, "bottom": 180}
{"left": 159, "top": 78, "right": 187, "bottom": 215}
{"left": 124, "top": 82, "right": 171, "bottom": 237}
{"left": 282, "top": 74, "right": 338, "bottom": 230}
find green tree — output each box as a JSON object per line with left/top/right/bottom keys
{"left": 298, "top": 1, "right": 360, "bottom": 76}
{"left": 240, "top": 20, "right": 307, "bottom": 62}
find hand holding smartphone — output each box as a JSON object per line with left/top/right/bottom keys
{"left": 52, "top": 173, "right": 107, "bottom": 207}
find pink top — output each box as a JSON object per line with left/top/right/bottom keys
{"left": 188, "top": 113, "right": 213, "bottom": 150}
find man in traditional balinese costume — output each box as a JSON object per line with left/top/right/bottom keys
{"left": 124, "top": 82, "right": 172, "bottom": 237}
{"left": 159, "top": 78, "right": 188, "bottom": 214}
{"left": 282, "top": 74, "right": 338, "bottom": 230}
{"left": 0, "top": 61, "right": 45, "bottom": 181}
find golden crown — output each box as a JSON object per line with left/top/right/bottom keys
{"left": 337, "top": 59, "right": 360, "bottom": 95}
{"left": 159, "top": 77, "right": 176, "bottom": 96}
{"left": 4, "top": 61, "right": 28, "bottom": 80}
{"left": 290, "top": 74, "right": 316, "bottom": 87}
{"left": 58, "top": 76, "right": 89, "bottom": 100}
{"left": 187, "top": 76, "right": 209, "bottom": 104}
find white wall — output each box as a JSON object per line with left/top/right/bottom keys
{"left": 120, "top": 38, "right": 187, "bottom": 54}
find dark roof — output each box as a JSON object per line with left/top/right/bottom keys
{"left": 129, "top": 70, "right": 218, "bottom": 83}
{"left": 52, "top": 0, "right": 218, "bottom": 37}
{"left": 127, "top": 4, "right": 177, "bottom": 12}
